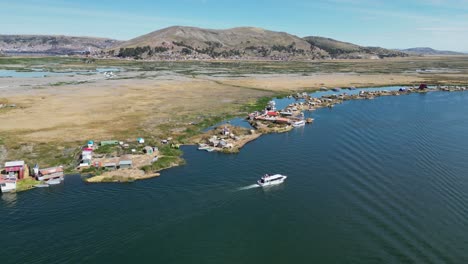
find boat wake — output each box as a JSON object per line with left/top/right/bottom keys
{"left": 237, "top": 184, "right": 260, "bottom": 191}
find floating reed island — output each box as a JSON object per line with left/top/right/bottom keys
{"left": 195, "top": 84, "right": 468, "bottom": 154}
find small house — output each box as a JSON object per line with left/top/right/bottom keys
{"left": 3, "top": 161, "right": 27, "bottom": 180}
{"left": 87, "top": 140, "right": 94, "bottom": 148}
{"left": 103, "top": 163, "right": 117, "bottom": 170}
{"left": 137, "top": 138, "right": 145, "bottom": 144}
{"left": 100, "top": 140, "right": 119, "bottom": 146}
{"left": 419, "top": 83, "right": 428, "bottom": 90}
{"left": 218, "top": 140, "right": 227, "bottom": 148}
{"left": 143, "top": 146, "right": 154, "bottom": 155}
{"left": 221, "top": 126, "right": 230, "bottom": 136}
{"left": 119, "top": 160, "right": 132, "bottom": 169}
{"left": 82, "top": 150, "right": 93, "bottom": 161}
{"left": 266, "top": 111, "right": 278, "bottom": 117}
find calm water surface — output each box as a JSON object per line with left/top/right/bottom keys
{"left": 1, "top": 90, "right": 468, "bottom": 263}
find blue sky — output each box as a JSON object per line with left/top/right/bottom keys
{"left": 1, "top": 0, "right": 468, "bottom": 51}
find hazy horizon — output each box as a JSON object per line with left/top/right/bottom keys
{"left": 1, "top": 0, "right": 468, "bottom": 52}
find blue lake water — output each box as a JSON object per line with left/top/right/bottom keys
{"left": 1, "top": 89, "right": 468, "bottom": 263}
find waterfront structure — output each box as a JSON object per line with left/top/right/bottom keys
{"left": 37, "top": 166, "right": 64, "bottom": 181}
{"left": 3, "top": 161, "right": 27, "bottom": 180}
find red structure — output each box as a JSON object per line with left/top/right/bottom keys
{"left": 3, "top": 161, "right": 26, "bottom": 180}
{"left": 267, "top": 111, "right": 278, "bottom": 116}
{"left": 419, "top": 83, "right": 428, "bottom": 90}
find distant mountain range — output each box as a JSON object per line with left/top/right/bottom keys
{"left": 0, "top": 35, "right": 121, "bottom": 55}
{"left": 0, "top": 27, "right": 464, "bottom": 59}
{"left": 398, "top": 47, "right": 466, "bottom": 56}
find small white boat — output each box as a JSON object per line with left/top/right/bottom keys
{"left": 198, "top": 144, "right": 210, "bottom": 150}
{"left": 257, "top": 174, "right": 287, "bottom": 187}
{"left": 205, "top": 147, "right": 215, "bottom": 152}
{"left": 46, "top": 179, "right": 61, "bottom": 185}
{"left": 292, "top": 120, "right": 305, "bottom": 127}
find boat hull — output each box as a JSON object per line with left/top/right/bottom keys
{"left": 257, "top": 175, "right": 287, "bottom": 187}
{"left": 46, "top": 179, "right": 61, "bottom": 185}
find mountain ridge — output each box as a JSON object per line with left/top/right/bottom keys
{"left": 109, "top": 26, "right": 329, "bottom": 60}
{"left": 2, "top": 26, "right": 463, "bottom": 59}
{"left": 303, "top": 36, "right": 408, "bottom": 59}
{"left": 399, "top": 47, "right": 465, "bottom": 55}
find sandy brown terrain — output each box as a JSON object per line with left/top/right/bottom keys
{"left": 0, "top": 76, "right": 268, "bottom": 143}
{"left": 208, "top": 73, "right": 424, "bottom": 92}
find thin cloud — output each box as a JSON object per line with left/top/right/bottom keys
{"left": 417, "top": 26, "right": 468, "bottom": 32}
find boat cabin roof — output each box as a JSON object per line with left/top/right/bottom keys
{"left": 263, "top": 174, "right": 284, "bottom": 180}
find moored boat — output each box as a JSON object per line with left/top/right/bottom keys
{"left": 46, "top": 178, "right": 61, "bottom": 185}
{"left": 198, "top": 143, "right": 210, "bottom": 150}
{"left": 292, "top": 120, "right": 306, "bottom": 127}
{"left": 257, "top": 174, "right": 287, "bottom": 187}
{"left": 34, "top": 184, "right": 50, "bottom": 188}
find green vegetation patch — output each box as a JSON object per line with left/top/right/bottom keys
{"left": 17, "top": 178, "right": 40, "bottom": 192}
{"left": 141, "top": 156, "right": 185, "bottom": 173}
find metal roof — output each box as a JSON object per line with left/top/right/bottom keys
{"left": 5, "top": 161, "right": 25, "bottom": 167}
{"left": 119, "top": 160, "right": 132, "bottom": 165}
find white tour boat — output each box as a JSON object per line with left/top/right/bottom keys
{"left": 257, "top": 174, "right": 287, "bottom": 187}
{"left": 292, "top": 120, "right": 305, "bottom": 127}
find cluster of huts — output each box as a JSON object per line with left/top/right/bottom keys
{"left": 198, "top": 125, "right": 254, "bottom": 152}
{"left": 246, "top": 84, "right": 468, "bottom": 131}
{"left": 0, "top": 160, "right": 64, "bottom": 193}
{"left": 78, "top": 138, "right": 160, "bottom": 172}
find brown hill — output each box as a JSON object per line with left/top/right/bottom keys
{"left": 109, "top": 26, "right": 328, "bottom": 60}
